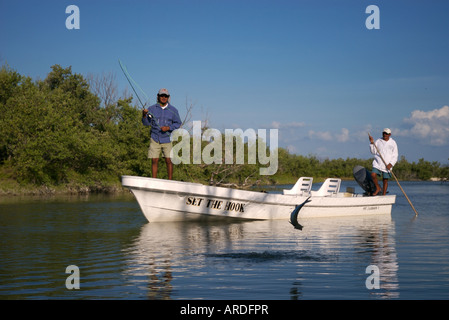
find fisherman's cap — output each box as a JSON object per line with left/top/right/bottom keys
{"left": 383, "top": 128, "right": 391, "bottom": 134}
{"left": 158, "top": 88, "right": 170, "bottom": 96}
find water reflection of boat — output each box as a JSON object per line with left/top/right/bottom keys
{"left": 123, "top": 215, "right": 399, "bottom": 299}
{"left": 122, "top": 176, "right": 396, "bottom": 223}
{"left": 299, "top": 215, "right": 399, "bottom": 299}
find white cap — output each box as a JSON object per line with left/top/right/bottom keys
{"left": 383, "top": 128, "right": 391, "bottom": 134}
{"left": 158, "top": 88, "right": 170, "bottom": 96}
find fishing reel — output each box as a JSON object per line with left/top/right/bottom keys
{"left": 142, "top": 109, "right": 153, "bottom": 120}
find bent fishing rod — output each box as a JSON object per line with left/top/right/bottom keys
{"left": 118, "top": 59, "right": 161, "bottom": 126}
{"left": 118, "top": 59, "right": 149, "bottom": 110}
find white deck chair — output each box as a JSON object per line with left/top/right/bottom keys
{"left": 283, "top": 177, "right": 313, "bottom": 195}
{"left": 312, "top": 178, "right": 341, "bottom": 196}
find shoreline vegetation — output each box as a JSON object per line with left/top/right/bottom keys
{"left": 1, "top": 64, "right": 448, "bottom": 196}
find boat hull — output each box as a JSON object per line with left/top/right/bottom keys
{"left": 122, "top": 176, "right": 396, "bottom": 222}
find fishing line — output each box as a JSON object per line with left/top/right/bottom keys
{"left": 118, "top": 59, "right": 150, "bottom": 109}
{"left": 118, "top": 58, "right": 162, "bottom": 130}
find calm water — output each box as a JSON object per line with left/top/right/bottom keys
{"left": 1, "top": 181, "right": 448, "bottom": 300}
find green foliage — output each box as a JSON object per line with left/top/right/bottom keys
{"left": 0, "top": 64, "right": 145, "bottom": 190}
{"left": 1, "top": 64, "right": 448, "bottom": 194}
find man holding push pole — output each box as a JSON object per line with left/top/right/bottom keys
{"left": 369, "top": 128, "right": 398, "bottom": 196}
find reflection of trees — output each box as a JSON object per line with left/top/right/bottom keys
{"left": 289, "top": 281, "right": 303, "bottom": 300}
{"left": 124, "top": 222, "right": 247, "bottom": 299}
{"left": 146, "top": 258, "right": 173, "bottom": 300}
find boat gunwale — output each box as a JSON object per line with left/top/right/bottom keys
{"left": 123, "top": 175, "right": 396, "bottom": 208}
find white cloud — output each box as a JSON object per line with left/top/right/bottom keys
{"left": 398, "top": 105, "right": 449, "bottom": 146}
{"left": 271, "top": 121, "right": 281, "bottom": 129}
{"left": 354, "top": 125, "right": 373, "bottom": 142}
{"left": 271, "top": 121, "right": 307, "bottom": 145}
{"left": 308, "top": 128, "right": 350, "bottom": 142}
{"left": 308, "top": 130, "right": 333, "bottom": 141}
{"left": 336, "top": 128, "right": 350, "bottom": 142}
{"left": 270, "top": 121, "right": 305, "bottom": 129}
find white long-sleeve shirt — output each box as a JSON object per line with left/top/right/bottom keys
{"left": 370, "top": 138, "right": 398, "bottom": 172}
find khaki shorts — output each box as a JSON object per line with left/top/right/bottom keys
{"left": 148, "top": 138, "right": 172, "bottom": 159}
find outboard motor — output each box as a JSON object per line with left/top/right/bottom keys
{"left": 353, "top": 165, "right": 376, "bottom": 196}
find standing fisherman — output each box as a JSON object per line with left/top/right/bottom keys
{"left": 369, "top": 128, "right": 398, "bottom": 195}
{"left": 142, "top": 89, "right": 182, "bottom": 180}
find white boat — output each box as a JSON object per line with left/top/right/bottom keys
{"left": 121, "top": 175, "right": 396, "bottom": 222}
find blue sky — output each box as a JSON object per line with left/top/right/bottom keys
{"left": 1, "top": 0, "right": 448, "bottom": 164}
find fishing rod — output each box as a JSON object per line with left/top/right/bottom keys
{"left": 118, "top": 59, "right": 151, "bottom": 110}
{"left": 118, "top": 58, "right": 163, "bottom": 129}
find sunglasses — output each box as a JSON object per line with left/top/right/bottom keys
{"left": 382, "top": 132, "right": 391, "bottom": 135}
{"left": 159, "top": 94, "right": 169, "bottom": 98}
